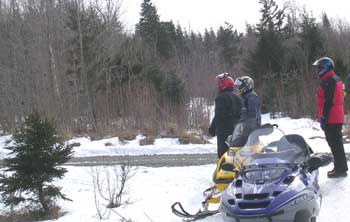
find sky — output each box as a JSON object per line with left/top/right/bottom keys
{"left": 121, "top": 0, "right": 350, "bottom": 33}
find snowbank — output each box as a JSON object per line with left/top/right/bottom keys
{"left": 1, "top": 115, "right": 349, "bottom": 159}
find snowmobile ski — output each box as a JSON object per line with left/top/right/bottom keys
{"left": 171, "top": 185, "right": 221, "bottom": 220}
{"left": 171, "top": 202, "right": 219, "bottom": 221}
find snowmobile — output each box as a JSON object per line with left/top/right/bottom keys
{"left": 220, "top": 124, "right": 331, "bottom": 222}
{"left": 171, "top": 123, "right": 274, "bottom": 220}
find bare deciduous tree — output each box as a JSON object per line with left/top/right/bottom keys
{"left": 90, "top": 161, "right": 134, "bottom": 220}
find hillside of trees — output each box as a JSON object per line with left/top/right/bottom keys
{"left": 0, "top": 0, "right": 349, "bottom": 137}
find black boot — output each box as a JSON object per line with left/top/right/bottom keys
{"left": 327, "top": 169, "right": 347, "bottom": 178}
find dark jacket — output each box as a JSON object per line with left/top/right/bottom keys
{"left": 228, "top": 89, "right": 261, "bottom": 147}
{"left": 209, "top": 87, "right": 242, "bottom": 136}
{"left": 316, "top": 70, "right": 344, "bottom": 124}
{"left": 240, "top": 89, "right": 261, "bottom": 127}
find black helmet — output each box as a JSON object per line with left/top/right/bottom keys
{"left": 312, "top": 57, "right": 334, "bottom": 77}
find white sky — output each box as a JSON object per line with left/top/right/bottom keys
{"left": 121, "top": 0, "right": 350, "bottom": 33}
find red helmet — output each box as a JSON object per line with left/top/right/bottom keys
{"left": 215, "top": 73, "right": 234, "bottom": 91}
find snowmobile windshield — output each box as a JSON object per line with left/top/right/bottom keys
{"left": 235, "top": 126, "right": 309, "bottom": 169}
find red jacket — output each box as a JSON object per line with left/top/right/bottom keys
{"left": 316, "top": 70, "right": 344, "bottom": 124}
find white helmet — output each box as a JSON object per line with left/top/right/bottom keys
{"left": 234, "top": 76, "right": 254, "bottom": 94}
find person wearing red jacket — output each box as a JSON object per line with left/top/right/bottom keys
{"left": 313, "top": 57, "right": 348, "bottom": 178}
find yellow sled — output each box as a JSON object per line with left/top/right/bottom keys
{"left": 171, "top": 146, "right": 243, "bottom": 221}
{"left": 207, "top": 143, "right": 262, "bottom": 203}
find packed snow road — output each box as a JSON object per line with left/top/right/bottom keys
{"left": 65, "top": 153, "right": 218, "bottom": 167}
{"left": 49, "top": 153, "right": 350, "bottom": 167}
{"left": 1, "top": 153, "right": 349, "bottom": 167}
{"left": 0, "top": 153, "right": 218, "bottom": 168}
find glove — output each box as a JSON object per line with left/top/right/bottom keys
{"left": 208, "top": 126, "right": 216, "bottom": 137}
{"left": 320, "top": 116, "right": 327, "bottom": 130}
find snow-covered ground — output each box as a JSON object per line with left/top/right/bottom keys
{"left": 0, "top": 116, "right": 349, "bottom": 222}
{"left": 0, "top": 114, "right": 347, "bottom": 158}
{"left": 37, "top": 163, "right": 348, "bottom": 222}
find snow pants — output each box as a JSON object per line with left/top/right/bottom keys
{"left": 217, "top": 133, "right": 230, "bottom": 159}
{"left": 324, "top": 124, "right": 348, "bottom": 172}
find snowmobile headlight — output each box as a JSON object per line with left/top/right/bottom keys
{"left": 244, "top": 168, "right": 286, "bottom": 183}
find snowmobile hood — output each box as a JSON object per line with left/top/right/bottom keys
{"left": 220, "top": 168, "right": 316, "bottom": 217}
{"left": 220, "top": 125, "right": 320, "bottom": 220}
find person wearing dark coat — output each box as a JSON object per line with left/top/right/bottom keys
{"left": 209, "top": 73, "right": 242, "bottom": 158}
{"left": 313, "top": 57, "right": 348, "bottom": 178}
{"left": 229, "top": 76, "right": 261, "bottom": 147}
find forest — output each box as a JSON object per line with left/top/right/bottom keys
{"left": 0, "top": 0, "right": 349, "bottom": 137}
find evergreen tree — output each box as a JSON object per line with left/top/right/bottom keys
{"left": 161, "top": 72, "right": 185, "bottom": 105}
{"left": 299, "top": 12, "right": 324, "bottom": 64}
{"left": 157, "top": 21, "right": 176, "bottom": 59}
{"left": 188, "top": 31, "right": 201, "bottom": 52}
{"left": 145, "top": 63, "right": 164, "bottom": 92}
{"left": 322, "top": 12, "right": 331, "bottom": 30}
{"left": 174, "top": 24, "right": 188, "bottom": 57}
{"left": 254, "top": 0, "right": 286, "bottom": 74}
{"left": 334, "top": 58, "right": 348, "bottom": 78}
{"left": 203, "top": 28, "right": 216, "bottom": 53}
{"left": 246, "top": 0, "right": 287, "bottom": 113}
{"left": 321, "top": 12, "right": 331, "bottom": 53}
{"left": 137, "top": 0, "right": 160, "bottom": 51}
{"left": 217, "top": 23, "right": 242, "bottom": 67}
{"left": 0, "top": 113, "right": 73, "bottom": 215}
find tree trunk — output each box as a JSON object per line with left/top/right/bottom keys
{"left": 76, "top": 0, "right": 97, "bottom": 131}
{"left": 38, "top": 186, "right": 49, "bottom": 215}
{"left": 46, "top": 0, "right": 63, "bottom": 116}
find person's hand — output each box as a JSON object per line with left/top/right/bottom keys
{"left": 320, "top": 115, "right": 327, "bottom": 130}
{"left": 208, "top": 126, "right": 216, "bottom": 137}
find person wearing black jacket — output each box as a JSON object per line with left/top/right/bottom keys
{"left": 209, "top": 73, "right": 242, "bottom": 158}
